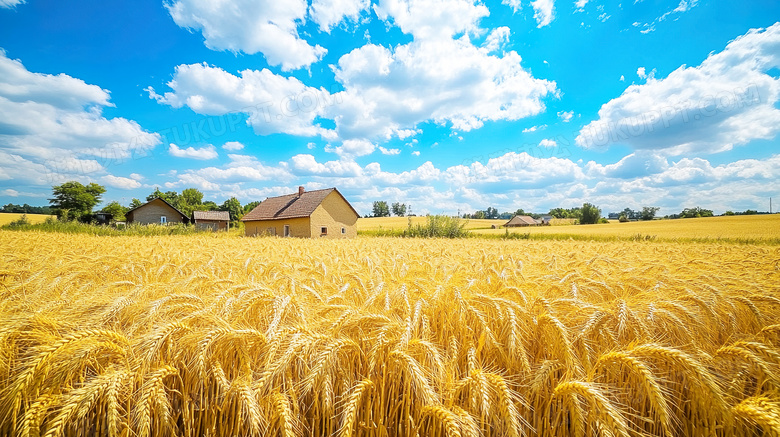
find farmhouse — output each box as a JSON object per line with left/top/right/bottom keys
{"left": 504, "top": 215, "right": 538, "bottom": 227}
{"left": 192, "top": 210, "right": 230, "bottom": 231}
{"left": 125, "top": 197, "right": 189, "bottom": 225}
{"left": 241, "top": 187, "right": 359, "bottom": 238}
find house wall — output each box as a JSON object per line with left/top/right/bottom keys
{"left": 127, "top": 199, "right": 185, "bottom": 225}
{"left": 244, "top": 217, "right": 311, "bottom": 237}
{"left": 309, "top": 191, "right": 358, "bottom": 239}
{"left": 194, "top": 219, "right": 228, "bottom": 231}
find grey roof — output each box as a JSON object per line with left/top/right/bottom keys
{"left": 505, "top": 215, "right": 538, "bottom": 226}
{"left": 193, "top": 210, "right": 230, "bottom": 221}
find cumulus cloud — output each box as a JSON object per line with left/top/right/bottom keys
{"left": 531, "top": 0, "right": 555, "bottom": 27}
{"left": 0, "top": 50, "right": 160, "bottom": 188}
{"left": 168, "top": 143, "right": 219, "bottom": 160}
{"left": 502, "top": 0, "right": 521, "bottom": 12}
{"left": 483, "top": 27, "right": 511, "bottom": 52}
{"left": 222, "top": 141, "right": 244, "bottom": 151}
{"left": 148, "top": 63, "right": 337, "bottom": 139}
{"left": 165, "top": 0, "right": 325, "bottom": 70}
{"left": 374, "top": 0, "right": 489, "bottom": 40}
{"left": 577, "top": 23, "right": 780, "bottom": 155}
{"left": 330, "top": 38, "right": 557, "bottom": 139}
{"left": 310, "top": 0, "right": 370, "bottom": 32}
{"left": 557, "top": 110, "right": 574, "bottom": 122}
{"left": 539, "top": 139, "right": 557, "bottom": 147}
{"left": 379, "top": 146, "right": 401, "bottom": 155}
{"left": 574, "top": 0, "right": 588, "bottom": 11}
{"left": 101, "top": 174, "right": 143, "bottom": 189}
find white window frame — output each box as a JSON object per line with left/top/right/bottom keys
{"left": 160, "top": 216, "right": 167, "bottom": 224}
{"left": 341, "top": 227, "right": 346, "bottom": 234}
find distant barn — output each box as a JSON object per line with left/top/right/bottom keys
{"left": 125, "top": 198, "right": 189, "bottom": 225}
{"left": 504, "top": 215, "right": 538, "bottom": 227}
{"left": 241, "top": 187, "right": 358, "bottom": 238}
{"left": 192, "top": 210, "right": 230, "bottom": 231}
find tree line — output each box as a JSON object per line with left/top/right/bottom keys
{"left": 44, "top": 181, "right": 260, "bottom": 224}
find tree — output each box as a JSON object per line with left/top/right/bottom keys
{"left": 101, "top": 201, "right": 128, "bottom": 222}
{"left": 243, "top": 201, "right": 261, "bottom": 213}
{"left": 680, "top": 207, "right": 714, "bottom": 218}
{"left": 618, "top": 214, "right": 629, "bottom": 223}
{"left": 622, "top": 208, "right": 637, "bottom": 220}
{"left": 219, "top": 197, "right": 243, "bottom": 223}
{"left": 580, "top": 203, "right": 601, "bottom": 224}
{"left": 202, "top": 201, "right": 218, "bottom": 211}
{"left": 129, "top": 198, "right": 143, "bottom": 209}
{"left": 640, "top": 206, "right": 660, "bottom": 221}
{"left": 485, "top": 207, "right": 499, "bottom": 219}
{"left": 181, "top": 188, "right": 203, "bottom": 206}
{"left": 391, "top": 202, "right": 407, "bottom": 217}
{"left": 146, "top": 188, "right": 167, "bottom": 202}
{"left": 372, "top": 201, "right": 390, "bottom": 217}
{"left": 49, "top": 181, "right": 105, "bottom": 221}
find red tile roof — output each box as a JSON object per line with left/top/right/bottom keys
{"left": 193, "top": 210, "right": 230, "bottom": 221}
{"left": 241, "top": 188, "right": 358, "bottom": 221}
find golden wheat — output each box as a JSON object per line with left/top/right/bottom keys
{"left": 0, "top": 230, "right": 779, "bottom": 436}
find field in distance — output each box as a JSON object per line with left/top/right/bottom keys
{"left": 360, "top": 214, "right": 780, "bottom": 242}
{"left": 0, "top": 212, "right": 54, "bottom": 225}
{"left": 1, "top": 230, "right": 779, "bottom": 437}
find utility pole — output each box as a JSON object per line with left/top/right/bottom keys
{"left": 771, "top": 197, "right": 773, "bottom": 214}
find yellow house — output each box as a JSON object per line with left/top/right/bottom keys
{"left": 241, "top": 187, "right": 359, "bottom": 238}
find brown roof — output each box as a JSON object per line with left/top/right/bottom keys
{"left": 241, "top": 188, "right": 358, "bottom": 221}
{"left": 193, "top": 210, "right": 230, "bottom": 221}
{"left": 505, "top": 215, "right": 538, "bottom": 226}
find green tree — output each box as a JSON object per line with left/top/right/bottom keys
{"left": 680, "top": 207, "right": 714, "bottom": 218}
{"left": 580, "top": 202, "right": 601, "bottom": 224}
{"left": 101, "top": 201, "right": 128, "bottom": 222}
{"left": 219, "top": 197, "right": 243, "bottom": 223}
{"left": 146, "top": 188, "right": 167, "bottom": 202}
{"left": 243, "top": 201, "right": 261, "bottom": 214}
{"left": 485, "top": 207, "right": 499, "bottom": 219}
{"left": 49, "top": 181, "right": 106, "bottom": 221}
{"left": 372, "top": 201, "right": 390, "bottom": 217}
{"left": 640, "top": 206, "right": 660, "bottom": 221}
{"left": 181, "top": 188, "right": 204, "bottom": 206}
{"left": 129, "top": 198, "right": 143, "bottom": 209}
{"left": 202, "top": 201, "right": 218, "bottom": 211}
{"left": 391, "top": 202, "right": 407, "bottom": 217}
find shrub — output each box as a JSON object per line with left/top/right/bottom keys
{"left": 403, "top": 215, "right": 469, "bottom": 238}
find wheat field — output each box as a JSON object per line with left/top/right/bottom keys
{"left": 0, "top": 213, "right": 55, "bottom": 226}
{"left": 1, "top": 230, "right": 780, "bottom": 436}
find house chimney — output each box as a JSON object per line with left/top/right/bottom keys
{"left": 298, "top": 186, "right": 305, "bottom": 196}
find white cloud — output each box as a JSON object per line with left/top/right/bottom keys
{"left": 557, "top": 110, "right": 574, "bottom": 122}
{"left": 531, "top": 0, "right": 555, "bottom": 27}
{"left": 522, "top": 124, "right": 546, "bottom": 133}
{"left": 539, "top": 138, "right": 557, "bottom": 147}
{"left": 165, "top": 0, "right": 326, "bottom": 70}
{"left": 289, "top": 154, "right": 362, "bottom": 176}
{"left": 574, "top": 0, "right": 588, "bottom": 11}
{"left": 634, "top": 0, "right": 699, "bottom": 35}
{"left": 637, "top": 66, "right": 646, "bottom": 78}
{"left": 168, "top": 143, "right": 219, "bottom": 160}
{"left": 307, "top": 142, "right": 317, "bottom": 149}
{"left": 336, "top": 139, "right": 376, "bottom": 157}
{"left": 379, "top": 146, "right": 401, "bottom": 155}
{"left": 374, "top": 0, "right": 489, "bottom": 40}
{"left": 577, "top": 23, "right": 780, "bottom": 155}
{"left": 502, "top": 0, "right": 521, "bottom": 12}
{"left": 148, "top": 62, "right": 337, "bottom": 139}
{"left": 620, "top": 75, "right": 625, "bottom": 82}
{"left": 101, "top": 174, "right": 143, "bottom": 189}
{"left": 330, "top": 38, "right": 557, "bottom": 139}
{"left": 222, "top": 141, "right": 244, "bottom": 151}
{"left": 412, "top": 151, "right": 421, "bottom": 156}
{"left": 0, "top": 50, "right": 160, "bottom": 188}
{"left": 310, "top": 0, "right": 370, "bottom": 32}
{"left": 483, "top": 27, "right": 511, "bottom": 53}
{"left": 0, "top": 0, "right": 24, "bottom": 8}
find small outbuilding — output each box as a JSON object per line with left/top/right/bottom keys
{"left": 125, "top": 197, "right": 190, "bottom": 225}
{"left": 192, "top": 210, "right": 230, "bottom": 231}
{"left": 241, "top": 186, "right": 359, "bottom": 238}
{"left": 504, "top": 215, "right": 539, "bottom": 227}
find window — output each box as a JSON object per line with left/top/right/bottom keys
{"left": 321, "top": 227, "right": 328, "bottom": 236}
{"left": 341, "top": 227, "right": 346, "bottom": 234}
{"left": 160, "top": 216, "right": 167, "bottom": 224}
{"left": 284, "top": 225, "right": 290, "bottom": 237}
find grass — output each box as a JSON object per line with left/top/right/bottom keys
{"left": 0, "top": 231, "right": 779, "bottom": 437}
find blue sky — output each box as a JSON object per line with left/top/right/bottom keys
{"left": 0, "top": 0, "right": 778, "bottom": 215}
